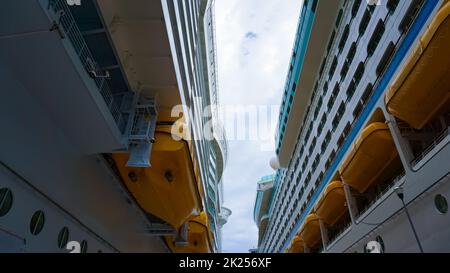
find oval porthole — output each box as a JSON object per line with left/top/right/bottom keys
{"left": 435, "top": 194, "right": 448, "bottom": 214}
{"left": 0, "top": 188, "right": 13, "bottom": 217}
{"left": 58, "top": 227, "right": 69, "bottom": 249}
{"left": 81, "top": 240, "right": 88, "bottom": 253}
{"left": 30, "top": 210, "right": 45, "bottom": 235}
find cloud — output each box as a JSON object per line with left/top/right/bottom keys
{"left": 215, "top": 0, "right": 303, "bottom": 253}
{"left": 245, "top": 32, "right": 258, "bottom": 40}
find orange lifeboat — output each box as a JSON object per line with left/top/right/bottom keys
{"left": 339, "top": 123, "right": 398, "bottom": 193}
{"left": 314, "top": 181, "right": 347, "bottom": 226}
{"left": 386, "top": 2, "right": 450, "bottom": 129}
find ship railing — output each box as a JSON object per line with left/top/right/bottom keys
{"left": 324, "top": 172, "right": 405, "bottom": 251}
{"left": 47, "top": 0, "right": 125, "bottom": 132}
{"left": 326, "top": 220, "right": 352, "bottom": 249}
{"left": 411, "top": 126, "right": 450, "bottom": 167}
{"left": 356, "top": 171, "right": 406, "bottom": 219}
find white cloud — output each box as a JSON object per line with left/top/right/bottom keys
{"left": 215, "top": 0, "right": 303, "bottom": 253}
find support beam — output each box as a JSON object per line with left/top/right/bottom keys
{"left": 319, "top": 219, "right": 328, "bottom": 251}
{"left": 174, "top": 222, "right": 189, "bottom": 247}
{"left": 342, "top": 182, "right": 358, "bottom": 225}
{"left": 385, "top": 114, "right": 415, "bottom": 170}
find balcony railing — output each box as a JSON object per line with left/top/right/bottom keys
{"left": 411, "top": 127, "right": 450, "bottom": 167}
{"left": 326, "top": 220, "right": 352, "bottom": 249}
{"left": 48, "top": 0, "right": 125, "bottom": 132}
{"left": 355, "top": 171, "right": 406, "bottom": 219}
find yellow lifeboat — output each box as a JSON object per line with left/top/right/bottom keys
{"left": 385, "top": 2, "right": 450, "bottom": 129}
{"left": 288, "top": 236, "right": 305, "bottom": 253}
{"left": 339, "top": 122, "right": 398, "bottom": 194}
{"left": 314, "top": 181, "right": 347, "bottom": 226}
{"left": 299, "top": 214, "right": 321, "bottom": 248}
{"left": 165, "top": 212, "right": 213, "bottom": 253}
{"left": 112, "top": 125, "right": 202, "bottom": 231}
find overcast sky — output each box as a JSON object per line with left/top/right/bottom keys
{"left": 215, "top": 0, "right": 303, "bottom": 253}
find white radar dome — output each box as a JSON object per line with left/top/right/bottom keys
{"left": 269, "top": 156, "right": 280, "bottom": 170}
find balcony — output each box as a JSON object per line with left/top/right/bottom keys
{"left": 0, "top": 0, "right": 136, "bottom": 153}
{"left": 276, "top": 0, "right": 342, "bottom": 167}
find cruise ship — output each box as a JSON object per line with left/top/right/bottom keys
{"left": 255, "top": 0, "right": 450, "bottom": 253}
{"left": 0, "top": 0, "right": 230, "bottom": 253}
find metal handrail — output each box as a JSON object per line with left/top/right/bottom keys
{"left": 47, "top": 0, "right": 125, "bottom": 132}
{"left": 355, "top": 171, "right": 406, "bottom": 219}
{"left": 411, "top": 127, "right": 450, "bottom": 166}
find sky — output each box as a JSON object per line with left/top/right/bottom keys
{"left": 215, "top": 0, "right": 303, "bottom": 253}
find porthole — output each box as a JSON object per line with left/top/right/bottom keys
{"left": 0, "top": 188, "right": 13, "bottom": 217}
{"left": 58, "top": 227, "right": 69, "bottom": 249}
{"left": 81, "top": 240, "right": 88, "bottom": 253}
{"left": 434, "top": 194, "right": 448, "bottom": 214}
{"left": 30, "top": 210, "right": 45, "bottom": 235}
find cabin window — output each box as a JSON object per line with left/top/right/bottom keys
{"left": 338, "top": 25, "right": 350, "bottom": 53}
{"left": 352, "top": 0, "right": 361, "bottom": 17}
{"left": 399, "top": 0, "right": 425, "bottom": 33}
{"left": 58, "top": 227, "right": 70, "bottom": 249}
{"left": 435, "top": 194, "right": 448, "bottom": 214}
{"left": 329, "top": 56, "right": 338, "bottom": 80}
{"left": 335, "top": 9, "right": 343, "bottom": 28}
{"left": 376, "top": 42, "right": 395, "bottom": 76}
{"left": 309, "top": 137, "right": 317, "bottom": 156}
{"left": 353, "top": 102, "right": 364, "bottom": 118}
{"left": 354, "top": 62, "right": 365, "bottom": 85}
{"left": 346, "top": 81, "right": 356, "bottom": 101}
{"left": 361, "top": 83, "right": 374, "bottom": 104}
{"left": 30, "top": 210, "right": 45, "bottom": 235}
{"left": 387, "top": 0, "right": 400, "bottom": 14}
{"left": 341, "top": 42, "right": 357, "bottom": 79}
{"left": 81, "top": 240, "right": 88, "bottom": 253}
{"left": 367, "top": 20, "right": 385, "bottom": 56}
{"left": 0, "top": 188, "right": 13, "bottom": 217}
{"left": 327, "top": 31, "right": 336, "bottom": 53}
{"left": 318, "top": 113, "right": 327, "bottom": 135}
{"left": 333, "top": 102, "right": 346, "bottom": 131}
{"left": 321, "top": 132, "right": 331, "bottom": 154}
{"left": 340, "top": 61, "right": 349, "bottom": 79}
{"left": 359, "top": 8, "right": 372, "bottom": 36}
{"left": 328, "top": 83, "right": 340, "bottom": 111}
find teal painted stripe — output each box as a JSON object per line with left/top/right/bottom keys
{"left": 277, "top": 2, "right": 317, "bottom": 149}
{"left": 281, "top": 0, "right": 439, "bottom": 253}
{"left": 253, "top": 191, "right": 264, "bottom": 224}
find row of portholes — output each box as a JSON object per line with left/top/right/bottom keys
{"left": 0, "top": 187, "right": 95, "bottom": 253}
